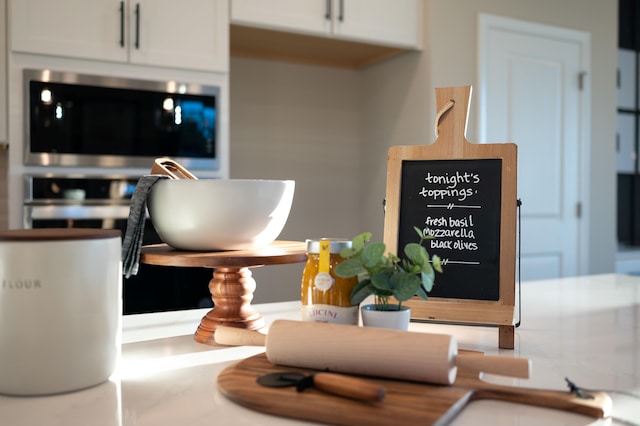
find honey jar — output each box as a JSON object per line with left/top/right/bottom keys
{"left": 301, "top": 239, "right": 359, "bottom": 324}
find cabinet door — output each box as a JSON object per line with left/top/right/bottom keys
{"left": 1, "top": 0, "right": 7, "bottom": 144}
{"left": 333, "top": 0, "right": 421, "bottom": 49}
{"left": 129, "top": 0, "right": 228, "bottom": 71}
{"left": 10, "top": 0, "right": 128, "bottom": 62}
{"left": 618, "top": 49, "right": 636, "bottom": 110}
{"left": 617, "top": 113, "right": 636, "bottom": 173}
{"left": 231, "top": 0, "right": 330, "bottom": 37}
{"left": 231, "top": 0, "right": 422, "bottom": 49}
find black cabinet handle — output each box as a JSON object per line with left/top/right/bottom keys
{"left": 134, "top": 3, "right": 140, "bottom": 49}
{"left": 325, "top": 0, "right": 331, "bottom": 20}
{"left": 338, "top": 0, "right": 344, "bottom": 21}
{"left": 119, "top": 1, "right": 125, "bottom": 47}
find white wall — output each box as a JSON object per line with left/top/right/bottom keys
{"left": 358, "top": 50, "right": 431, "bottom": 237}
{"left": 233, "top": 0, "right": 618, "bottom": 303}
{"left": 229, "top": 58, "right": 363, "bottom": 303}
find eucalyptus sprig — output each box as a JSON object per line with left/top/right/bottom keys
{"left": 334, "top": 227, "right": 443, "bottom": 311}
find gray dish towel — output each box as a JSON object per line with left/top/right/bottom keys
{"left": 122, "top": 175, "right": 169, "bottom": 278}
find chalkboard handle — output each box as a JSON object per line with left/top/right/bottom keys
{"left": 433, "top": 86, "right": 472, "bottom": 153}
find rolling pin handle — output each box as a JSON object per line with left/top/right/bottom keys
{"left": 456, "top": 353, "right": 531, "bottom": 379}
{"left": 214, "top": 326, "right": 266, "bottom": 346}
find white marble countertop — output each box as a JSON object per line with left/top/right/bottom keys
{"left": 1, "top": 273, "right": 638, "bottom": 425}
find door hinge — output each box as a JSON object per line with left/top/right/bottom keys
{"left": 578, "top": 71, "right": 587, "bottom": 91}
{"left": 576, "top": 202, "right": 582, "bottom": 218}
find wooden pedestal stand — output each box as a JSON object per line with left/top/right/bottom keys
{"left": 383, "top": 86, "right": 518, "bottom": 349}
{"left": 140, "top": 241, "right": 307, "bottom": 345}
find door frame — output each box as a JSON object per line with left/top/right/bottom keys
{"left": 477, "top": 13, "right": 591, "bottom": 276}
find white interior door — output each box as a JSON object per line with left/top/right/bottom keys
{"left": 478, "top": 14, "right": 590, "bottom": 281}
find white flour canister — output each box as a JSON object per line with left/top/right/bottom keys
{"left": 0, "top": 229, "right": 122, "bottom": 395}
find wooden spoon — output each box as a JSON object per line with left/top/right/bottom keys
{"left": 151, "top": 157, "right": 198, "bottom": 180}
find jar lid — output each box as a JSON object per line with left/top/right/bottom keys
{"left": 305, "top": 238, "right": 352, "bottom": 254}
{"left": 0, "top": 229, "right": 121, "bottom": 242}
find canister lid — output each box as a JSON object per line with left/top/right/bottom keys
{"left": 0, "top": 229, "right": 121, "bottom": 242}
{"left": 305, "top": 238, "right": 352, "bottom": 254}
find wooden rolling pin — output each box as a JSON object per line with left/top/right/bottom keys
{"left": 215, "top": 320, "right": 530, "bottom": 385}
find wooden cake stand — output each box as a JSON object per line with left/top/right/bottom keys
{"left": 140, "top": 241, "right": 307, "bottom": 345}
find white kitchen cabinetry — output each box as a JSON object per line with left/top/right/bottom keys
{"left": 617, "top": 113, "right": 636, "bottom": 173}
{"left": 618, "top": 49, "right": 636, "bottom": 110}
{"left": 10, "top": 0, "right": 228, "bottom": 72}
{"left": 334, "top": 0, "right": 421, "bottom": 48}
{"left": 1, "top": 0, "right": 7, "bottom": 145}
{"left": 231, "top": 0, "right": 329, "bottom": 36}
{"left": 231, "top": 0, "right": 421, "bottom": 49}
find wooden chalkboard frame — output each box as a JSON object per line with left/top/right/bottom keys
{"left": 383, "top": 86, "right": 518, "bottom": 348}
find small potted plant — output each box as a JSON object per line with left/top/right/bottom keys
{"left": 334, "top": 227, "right": 443, "bottom": 330}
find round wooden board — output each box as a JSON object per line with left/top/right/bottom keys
{"left": 217, "top": 352, "right": 470, "bottom": 426}
{"left": 217, "top": 352, "right": 611, "bottom": 425}
{"left": 140, "top": 240, "right": 307, "bottom": 268}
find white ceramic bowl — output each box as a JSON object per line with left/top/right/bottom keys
{"left": 147, "top": 179, "right": 295, "bottom": 251}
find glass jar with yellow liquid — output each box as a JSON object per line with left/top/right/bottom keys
{"left": 301, "top": 239, "right": 359, "bottom": 324}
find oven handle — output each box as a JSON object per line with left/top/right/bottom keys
{"left": 25, "top": 204, "right": 135, "bottom": 221}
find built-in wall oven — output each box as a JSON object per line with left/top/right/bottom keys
{"left": 23, "top": 174, "right": 213, "bottom": 314}
{"left": 24, "top": 69, "right": 220, "bottom": 170}
{"left": 21, "top": 68, "right": 221, "bottom": 314}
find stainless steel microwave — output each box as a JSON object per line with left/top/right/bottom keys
{"left": 24, "top": 69, "right": 220, "bottom": 170}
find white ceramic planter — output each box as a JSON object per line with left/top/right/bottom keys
{"left": 360, "top": 304, "right": 411, "bottom": 330}
{"left": 0, "top": 229, "right": 122, "bottom": 396}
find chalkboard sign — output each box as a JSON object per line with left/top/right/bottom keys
{"left": 382, "top": 86, "right": 518, "bottom": 348}
{"left": 397, "top": 159, "right": 502, "bottom": 301}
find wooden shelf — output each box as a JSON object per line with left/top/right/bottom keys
{"left": 230, "top": 24, "right": 409, "bottom": 69}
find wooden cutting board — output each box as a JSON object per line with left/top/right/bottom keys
{"left": 217, "top": 352, "right": 611, "bottom": 426}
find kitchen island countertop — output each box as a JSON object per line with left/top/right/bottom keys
{"left": 0, "top": 273, "right": 638, "bottom": 425}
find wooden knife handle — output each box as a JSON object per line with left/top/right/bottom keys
{"left": 471, "top": 385, "right": 612, "bottom": 419}
{"left": 456, "top": 353, "right": 531, "bottom": 379}
{"left": 214, "top": 326, "right": 266, "bottom": 346}
{"left": 313, "top": 373, "right": 386, "bottom": 402}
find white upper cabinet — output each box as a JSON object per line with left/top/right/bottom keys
{"left": 617, "top": 113, "right": 636, "bottom": 173}
{"left": 334, "top": 0, "right": 421, "bottom": 48}
{"left": 0, "top": 0, "right": 6, "bottom": 144}
{"left": 10, "top": 0, "right": 229, "bottom": 72}
{"left": 127, "top": 0, "right": 228, "bottom": 71}
{"left": 618, "top": 49, "right": 636, "bottom": 110}
{"left": 231, "top": 0, "right": 422, "bottom": 49}
{"left": 231, "top": 0, "right": 330, "bottom": 36}
{"left": 11, "top": 1, "right": 128, "bottom": 63}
